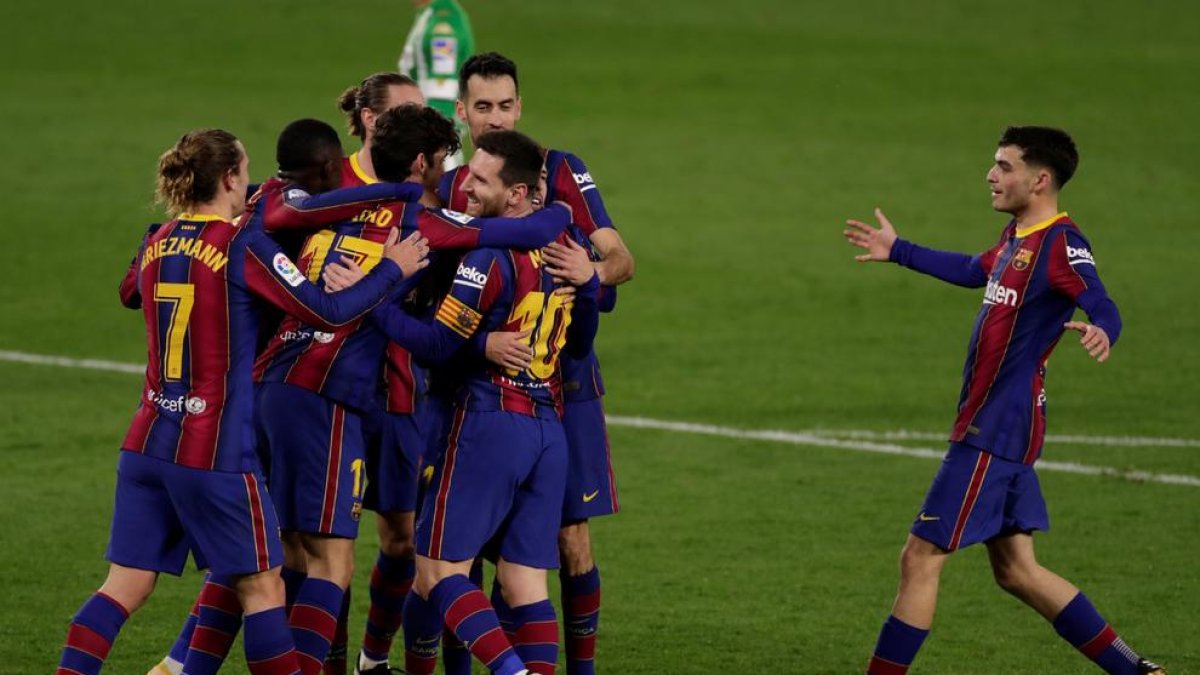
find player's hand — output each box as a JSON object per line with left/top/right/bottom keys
{"left": 485, "top": 330, "right": 534, "bottom": 371}
{"left": 844, "top": 208, "right": 899, "bottom": 262}
{"left": 322, "top": 256, "right": 366, "bottom": 292}
{"left": 543, "top": 238, "right": 593, "bottom": 285}
{"left": 383, "top": 229, "right": 430, "bottom": 278}
{"left": 1064, "top": 321, "right": 1112, "bottom": 362}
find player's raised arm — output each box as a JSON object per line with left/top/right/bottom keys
{"left": 416, "top": 202, "right": 570, "bottom": 250}
{"left": 846, "top": 208, "right": 994, "bottom": 288}
{"left": 260, "top": 181, "right": 423, "bottom": 233}
{"left": 1047, "top": 228, "right": 1122, "bottom": 362}
{"left": 242, "top": 227, "right": 427, "bottom": 330}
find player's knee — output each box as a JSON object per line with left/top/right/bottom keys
{"left": 991, "top": 559, "right": 1036, "bottom": 597}
{"left": 234, "top": 569, "right": 286, "bottom": 613}
{"left": 496, "top": 561, "right": 548, "bottom": 607}
{"left": 98, "top": 565, "right": 157, "bottom": 612}
{"left": 898, "top": 538, "right": 945, "bottom": 581}
{"left": 376, "top": 513, "right": 416, "bottom": 559}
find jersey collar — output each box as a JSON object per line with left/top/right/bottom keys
{"left": 350, "top": 151, "right": 378, "bottom": 184}
{"left": 177, "top": 213, "right": 226, "bottom": 222}
{"left": 1015, "top": 211, "right": 1068, "bottom": 238}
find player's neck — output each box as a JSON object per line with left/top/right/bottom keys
{"left": 1012, "top": 199, "right": 1060, "bottom": 230}
{"left": 502, "top": 203, "right": 533, "bottom": 218}
{"left": 355, "top": 146, "right": 377, "bottom": 181}
{"left": 182, "top": 198, "right": 234, "bottom": 221}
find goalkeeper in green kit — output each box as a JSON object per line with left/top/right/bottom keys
{"left": 399, "top": 0, "right": 474, "bottom": 165}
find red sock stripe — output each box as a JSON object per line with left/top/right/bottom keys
{"left": 290, "top": 604, "right": 338, "bottom": 638}
{"left": 191, "top": 625, "right": 236, "bottom": 656}
{"left": 248, "top": 648, "right": 302, "bottom": 675}
{"left": 295, "top": 651, "right": 323, "bottom": 675}
{"left": 471, "top": 626, "right": 516, "bottom": 668}
{"left": 566, "top": 589, "right": 601, "bottom": 615}
{"left": 200, "top": 581, "right": 242, "bottom": 614}
{"left": 526, "top": 661, "right": 557, "bottom": 674}
{"left": 867, "top": 655, "right": 909, "bottom": 675}
{"left": 55, "top": 668, "right": 87, "bottom": 675}
{"left": 370, "top": 567, "right": 414, "bottom": 597}
{"left": 1080, "top": 624, "right": 1118, "bottom": 658}
{"left": 64, "top": 623, "right": 113, "bottom": 660}
{"left": 566, "top": 633, "right": 596, "bottom": 660}
{"left": 443, "top": 589, "right": 492, "bottom": 629}
{"left": 515, "top": 619, "right": 559, "bottom": 645}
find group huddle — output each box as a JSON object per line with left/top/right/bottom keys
{"left": 57, "top": 52, "right": 633, "bottom": 675}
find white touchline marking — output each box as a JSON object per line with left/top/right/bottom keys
{"left": 2, "top": 349, "right": 1197, "bottom": 487}
{"left": 605, "top": 416, "right": 1200, "bottom": 487}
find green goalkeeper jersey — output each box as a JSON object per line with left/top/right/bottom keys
{"left": 399, "top": 0, "right": 474, "bottom": 120}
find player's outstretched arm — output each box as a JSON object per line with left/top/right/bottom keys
{"left": 847, "top": 208, "right": 990, "bottom": 288}
{"left": 844, "top": 208, "right": 899, "bottom": 262}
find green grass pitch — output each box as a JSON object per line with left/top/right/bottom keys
{"left": 1, "top": 1, "right": 1197, "bottom": 673}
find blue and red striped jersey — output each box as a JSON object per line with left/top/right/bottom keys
{"left": 437, "top": 148, "right": 617, "bottom": 403}
{"left": 120, "top": 212, "right": 403, "bottom": 472}
{"left": 891, "top": 213, "right": 1122, "bottom": 464}
{"left": 372, "top": 231, "right": 602, "bottom": 420}
{"left": 252, "top": 177, "right": 571, "bottom": 413}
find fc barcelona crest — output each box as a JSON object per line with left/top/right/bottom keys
{"left": 1012, "top": 248, "right": 1033, "bottom": 271}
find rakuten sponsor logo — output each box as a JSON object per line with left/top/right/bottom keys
{"left": 983, "top": 279, "right": 1019, "bottom": 307}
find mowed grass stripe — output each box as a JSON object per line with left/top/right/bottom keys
{"left": 4, "top": 349, "right": 1196, "bottom": 487}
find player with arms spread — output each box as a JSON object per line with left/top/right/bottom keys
{"left": 845, "top": 126, "right": 1165, "bottom": 675}
{"left": 56, "top": 129, "right": 424, "bottom": 675}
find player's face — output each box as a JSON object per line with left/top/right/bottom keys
{"left": 457, "top": 75, "right": 521, "bottom": 146}
{"left": 363, "top": 84, "right": 425, "bottom": 142}
{"left": 986, "top": 145, "right": 1038, "bottom": 214}
{"left": 462, "top": 150, "right": 520, "bottom": 217}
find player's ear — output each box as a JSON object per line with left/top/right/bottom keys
{"left": 455, "top": 99, "right": 467, "bottom": 123}
{"left": 412, "top": 153, "right": 427, "bottom": 179}
{"left": 513, "top": 96, "right": 522, "bottom": 123}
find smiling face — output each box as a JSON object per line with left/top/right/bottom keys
{"left": 986, "top": 144, "right": 1052, "bottom": 215}
{"left": 456, "top": 74, "right": 521, "bottom": 146}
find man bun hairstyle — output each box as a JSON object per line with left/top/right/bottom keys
{"left": 276, "top": 118, "right": 343, "bottom": 173}
{"left": 474, "top": 130, "right": 543, "bottom": 194}
{"left": 338, "top": 72, "right": 418, "bottom": 140}
{"left": 458, "top": 51, "right": 519, "bottom": 100}
{"left": 999, "top": 126, "right": 1079, "bottom": 189}
{"left": 370, "top": 105, "right": 461, "bottom": 183}
{"left": 156, "top": 129, "right": 242, "bottom": 215}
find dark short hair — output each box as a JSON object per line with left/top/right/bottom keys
{"left": 459, "top": 51, "right": 519, "bottom": 100}
{"left": 999, "top": 126, "right": 1079, "bottom": 189}
{"left": 370, "top": 105, "right": 461, "bottom": 182}
{"left": 337, "top": 72, "right": 418, "bottom": 139}
{"left": 275, "top": 118, "right": 342, "bottom": 172}
{"left": 474, "top": 130, "right": 542, "bottom": 192}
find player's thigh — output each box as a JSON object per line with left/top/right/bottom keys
{"left": 259, "top": 383, "right": 367, "bottom": 538}
{"left": 364, "top": 410, "right": 424, "bottom": 515}
{"left": 561, "top": 397, "right": 619, "bottom": 522}
{"left": 911, "top": 443, "right": 1023, "bottom": 552}
{"left": 415, "top": 410, "right": 535, "bottom": 563}
{"left": 167, "top": 463, "right": 283, "bottom": 577}
{"left": 106, "top": 452, "right": 190, "bottom": 575}
{"left": 499, "top": 419, "right": 568, "bottom": 571}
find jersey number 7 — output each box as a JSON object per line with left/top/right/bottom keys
{"left": 153, "top": 282, "right": 195, "bottom": 381}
